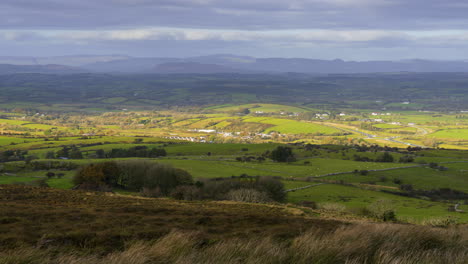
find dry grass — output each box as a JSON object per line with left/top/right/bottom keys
{"left": 1, "top": 225, "right": 467, "bottom": 264}
{"left": 1, "top": 185, "right": 467, "bottom": 264}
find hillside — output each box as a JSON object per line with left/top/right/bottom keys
{"left": 0, "top": 72, "right": 467, "bottom": 111}
{"left": 0, "top": 64, "right": 87, "bottom": 74}
{"left": 1, "top": 185, "right": 466, "bottom": 264}
{"left": 153, "top": 62, "right": 247, "bottom": 74}
{"left": 4, "top": 55, "right": 468, "bottom": 74}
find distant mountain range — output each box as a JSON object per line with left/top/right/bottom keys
{"left": 2, "top": 54, "right": 468, "bottom": 74}
{"left": 0, "top": 64, "right": 86, "bottom": 74}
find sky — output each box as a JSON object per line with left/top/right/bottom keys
{"left": 1, "top": 0, "right": 468, "bottom": 60}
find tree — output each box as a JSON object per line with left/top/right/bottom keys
{"left": 133, "top": 138, "right": 143, "bottom": 144}
{"left": 74, "top": 160, "right": 193, "bottom": 194}
{"left": 95, "top": 149, "right": 105, "bottom": 158}
{"left": 376, "top": 152, "right": 394, "bottom": 163}
{"left": 270, "top": 146, "right": 295, "bottom": 162}
{"left": 56, "top": 146, "right": 70, "bottom": 158}
{"left": 45, "top": 151, "right": 55, "bottom": 159}
{"left": 239, "top": 108, "right": 250, "bottom": 115}
{"left": 256, "top": 176, "right": 286, "bottom": 202}
{"left": 69, "top": 149, "right": 83, "bottom": 159}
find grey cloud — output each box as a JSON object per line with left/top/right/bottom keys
{"left": 0, "top": 0, "right": 467, "bottom": 59}
{"left": 1, "top": 0, "right": 468, "bottom": 30}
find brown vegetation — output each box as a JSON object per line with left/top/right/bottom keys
{"left": 0, "top": 185, "right": 467, "bottom": 264}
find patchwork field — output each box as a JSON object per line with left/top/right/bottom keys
{"left": 286, "top": 183, "right": 468, "bottom": 222}
{"left": 431, "top": 128, "right": 468, "bottom": 140}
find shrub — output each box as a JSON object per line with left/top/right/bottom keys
{"left": 399, "top": 184, "right": 414, "bottom": 192}
{"left": 170, "top": 185, "right": 201, "bottom": 201}
{"left": 376, "top": 152, "right": 394, "bottom": 162}
{"left": 116, "top": 160, "right": 193, "bottom": 195}
{"left": 366, "top": 199, "right": 396, "bottom": 222}
{"left": 256, "top": 176, "right": 286, "bottom": 202}
{"left": 270, "top": 146, "right": 295, "bottom": 162}
{"left": 399, "top": 155, "right": 414, "bottom": 163}
{"left": 393, "top": 178, "right": 402, "bottom": 184}
{"left": 225, "top": 188, "right": 271, "bottom": 203}
{"left": 69, "top": 149, "right": 83, "bottom": 159}
{"left": 95, "top": 149, "right": 105, "bottom": 158}
{"left": 33, "top": 179, "right": 49, "bottom": 188}
{"left": 141, "top": 187, "right": 163, "bottom": 198}
{"left": 198, "top": 176, "right": 285, "bottom": 203}
{"left": 422, "top": 217, "right": 457, "bottom": 227}
{"left": 74, "top": 160, "right": 192, "bottom": 194}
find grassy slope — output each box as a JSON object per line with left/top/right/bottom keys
{"left": 0, "top": 185, "right": 340, "bottom": 251}
{"left": 286, "top": 184, "right": 468, "bottom": 222}
{"left": 1, "top": 185, "right": 466, "bottom": 264}
{"left": 323, "top": 164, "right": 468, "bottom": 192}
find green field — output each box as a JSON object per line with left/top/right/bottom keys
{"left": 101, "top": 97, "right": 128, "bottom": 104}
{"left": 287, "top": 184, "right": 467, "bottom": 222}
{"left": 0, "top": 136, "right": 42, "bottom": 146}
{"left": 323, "top": 164, "right": 468, "bottom": 192}
{"left": 1, "top": 103, "right": 468, "bottom": 225}
{"left": 430, "top": 129, "right": 468, "bottom": 140}
{"left": 242, "top": 117, "right": 340, "bottom": 134}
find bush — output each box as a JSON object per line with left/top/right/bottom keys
{"left": 170, "top": 185, "right": 202, "bottom": 201}
{"left": 257, "top": 176, "right": 286, "bottom": 202}
{"left": 199, "top": 176, "right": 285, "bottom": 203}
{"left": 376, "top": 152, "right": 394, "bottom": 162}
{"left": 366, "top": 199, "right": 396, "bottom": 222}
{"left": 399, "top": 184, "right": 414, "bottom": 192}
{"left": 115, "top": 161, "right": 193, "bottom": 195}
{"left": 225, "top": 188, "right": 271, "bottom": 203}
{"left": 141, "top": 187, "right": 163, "bottom": 198}
{"left": 393, "top": 178, "right": 402, "bottom": 184}
{"left": 399, "top": 155, "right": 414, "bottom": 163}
{"left": 74, "top": 161, "right": 120, "bottom": 187}
{"left": 270, "top": 146, "right": 295, "bottom": 162}
{"left": 32, "top": 179, "right": 49, "bottom": 188}
{"left": 74, "top": 160, "right": 193, "bottom": 194}
{"left": 422, "top": 217, "right": 457, "bottom": 227}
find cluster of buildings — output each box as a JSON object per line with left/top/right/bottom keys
{"left": 165, "top": 136, "right": 207, "bottom": 142}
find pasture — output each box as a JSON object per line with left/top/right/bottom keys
{"left": 431, "top": 128, "right": 468, "bottom": 140}
{"left": 322, "top": 164, "right": 468, "bottom": 192}
{"left": 286, "top": 183, "right": 468, "bottom": 222}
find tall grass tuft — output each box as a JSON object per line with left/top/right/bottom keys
{"left": 2, "top": 223, "right": 466, "bottom": 264}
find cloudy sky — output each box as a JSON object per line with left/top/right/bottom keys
{"left": 1, "top": 0, "right": 468, "bottom": 60}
